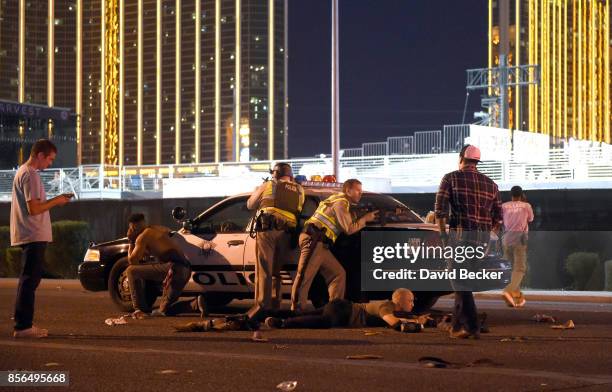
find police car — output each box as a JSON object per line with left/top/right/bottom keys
{"left": 78, "top": 182, "right": 510, "bottom": 312}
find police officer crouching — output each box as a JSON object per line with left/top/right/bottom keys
{"left": 291, "top": 179, "right": 378, "bottom": 313}
{"left": 245, "top": 163, "right": 305, "bottom": 323}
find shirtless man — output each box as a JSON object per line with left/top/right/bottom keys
{"left": 126, "top": 213, "right": 194, "bottom": 317}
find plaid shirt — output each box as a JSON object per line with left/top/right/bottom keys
{"left": 434, "top": 167, "right": 502, "bottom": 231}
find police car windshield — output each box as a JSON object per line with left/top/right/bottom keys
{"left": 353, "top": 194, "right": 423, "bottom": 224}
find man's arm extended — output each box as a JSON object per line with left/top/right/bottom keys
{"left": 246, "top": 182, "right": 266, "bottom": 210}
{"left": 333, "top": 203, "right": 378, "bottom": 236}
{"left": 382, "top": 314, "right": 403, "bottom": 328}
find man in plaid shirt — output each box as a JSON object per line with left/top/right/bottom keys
{"left": 435, "top": 144, "right": 502, "bottom": 339}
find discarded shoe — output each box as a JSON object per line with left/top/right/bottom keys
{"left": 13, "top": 326, "right": 48, "bottom": 338}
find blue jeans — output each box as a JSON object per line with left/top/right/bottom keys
{"left": 14, "top": 242, "right": 47, "bottom": 331}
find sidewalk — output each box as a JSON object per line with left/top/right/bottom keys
{"left": 1, "top": 278, "right": 611, "bottom": 303}
{"left": 473, "top": 290, "right": 612, "bottom": 304}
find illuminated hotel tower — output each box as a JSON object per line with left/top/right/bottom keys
{"left": 0, "top": 1, "right": 287, "bottom": 165}
{"left": 0, "top": 1, "right": 77, "bottom": 121}
{"left": 489, "top": 0, "right": 610, "bottom": 143}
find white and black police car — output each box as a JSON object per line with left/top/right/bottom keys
{"left": 78, "top": 182, "right": 510, "bottom": 312}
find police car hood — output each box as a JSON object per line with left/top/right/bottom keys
{"left": 364, "top": 222, "right": 439, "bottom": 231}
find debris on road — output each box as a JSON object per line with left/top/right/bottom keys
{"left": 273, "top": 344, "right": 289, "bottom": 350}
{"left": 44, "top": 362, "right": 61, "bottom": 367}
{"left": 104, "top": 315, "right": 128, "bottom": 326}
{"left": 363, "top": 330, "right": 382, "bottom": 336}
{"left": 500, "top": 336, "right": 526, "bottom": 342}
{"left": 418, "top": 356, "right": 452, "bottom": 369}
{"left": 346, "top": 354, "right": 383, "bottom": 360}
{"left": 156, "top": 370, "right": 179, "bottom": 375}
{"left": 551, "top": 320, "right": 575, "bottom": 330}
{"left": 467, "top": 358, "right": 503, "bottom": 367}
{"left": 532, "top": 314, "right": 558, "bottom": 323}
{"left": 276, "top": 381, "right": 298, "bottom": 391}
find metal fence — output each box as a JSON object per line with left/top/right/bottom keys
{"left": 414, "top": 130, "right": 442, "bottom": 154}
{"left": 387, "top": 136, "right": 414, "bottom": 155}
{"left": 443, "top": 124, "right": 470, "bottom": 153}
{"left": 362, "top": 142, "right": 388, "bottom": 157}
{"left": 1, "top": 144, "right": 611, "bottom": 199}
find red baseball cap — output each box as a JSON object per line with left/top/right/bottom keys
{"left": 462, "top": 145, "right": 481, "bottom": 161}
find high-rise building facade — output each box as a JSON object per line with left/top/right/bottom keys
{"left": 1, "top": 0, "right": 287, "bottom": 165}
{"left": 0, "top": 1, "right": 77, "bottom": 167}
{"left": 489, "top": 0, "right": 610, "bottom": 143}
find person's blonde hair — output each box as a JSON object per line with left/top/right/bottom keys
{"left": 392, "top": 288, "right": 413, "bottom": 305}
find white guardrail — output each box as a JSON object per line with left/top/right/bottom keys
{"left": 1, "top": 145, "right": 611, "bottom": 200}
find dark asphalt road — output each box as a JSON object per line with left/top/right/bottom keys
{"left": 1, "top": 281, "right": 611, "bottom": 392}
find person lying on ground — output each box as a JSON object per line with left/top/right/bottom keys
{"left": 174, "top": 288, "right": 428, "bottom": 333}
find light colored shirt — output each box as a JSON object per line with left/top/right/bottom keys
{"left": 332, "top": 201, "right": 366, "bottom": 236}
{"left": 10, "top": 164, "right": 53, "bottom": 246}
{"left": 350, "top": 300, "right": 395, "bottom": 327}
{"left": 502, "top": 200, "right": 534, "bottom": 246}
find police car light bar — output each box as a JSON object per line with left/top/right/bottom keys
{"left": 300, "top": 180, "right": 343, "bottom": 188}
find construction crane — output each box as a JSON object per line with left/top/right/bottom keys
{"left": 463, "top": 0, "right": 539, "bottom": 128}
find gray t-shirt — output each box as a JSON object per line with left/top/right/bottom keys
{"left": 10, "top": 165, "right": 52, "bottom": 246}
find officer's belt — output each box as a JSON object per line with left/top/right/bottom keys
{"left": 257, "top": 213, "right": 294, "bottom": 231}
{"left": 303, "top": 223, "right": 333, "bottom": 245}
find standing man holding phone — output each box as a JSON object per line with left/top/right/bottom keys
{"left": 10, "top": 139, "right": 72, "bottom": 338}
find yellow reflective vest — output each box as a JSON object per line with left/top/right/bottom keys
{"left": 305, "top": 193, "right": 350, "bottom": 243}
{"left": 259, "top": 179, "right": 305, "bottom": 227}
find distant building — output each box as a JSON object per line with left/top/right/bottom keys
{"left": 0, "top": 0, "right": 287, "bottom": 166}
{"left": 488, "top": 0, "right": 610, "bottom": 143}
{"left": 0, "top": 99, "right": 77, "bottom": 169}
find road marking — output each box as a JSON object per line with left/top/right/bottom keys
{"left": 1, "top": 340, "right": 611, "bottom": 385}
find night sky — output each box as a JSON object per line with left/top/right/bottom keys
{"left": 288, "top": 0, "right": 488, "bottom": 158}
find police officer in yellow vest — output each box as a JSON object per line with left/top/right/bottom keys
{"left": 246, "top": 162, "right": 305, "bottom": 321}
{"left": 291, "top": 179, "right": 378, "bottom": 313}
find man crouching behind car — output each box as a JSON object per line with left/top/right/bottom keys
{"left": 126, "top": 213, "right": 192, "bottom": 318}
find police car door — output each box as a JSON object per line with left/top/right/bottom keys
{"left": 179, "top": 197, "right": 252, "bottom": 293}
